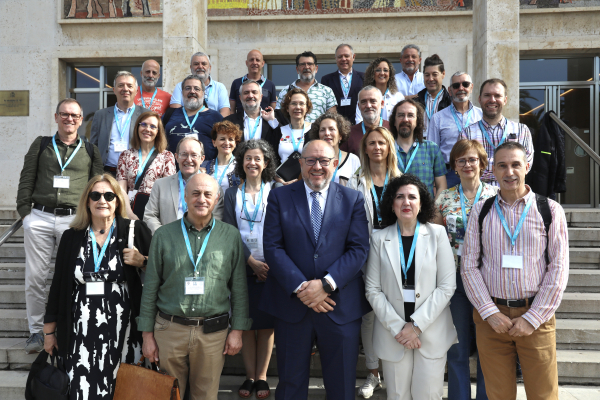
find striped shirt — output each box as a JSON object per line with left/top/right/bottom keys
{"left": 460, "top": 187, "right": 569, "bottom": 329}
{"left": 460, "top": 117, "right": 534, "bottom": 186}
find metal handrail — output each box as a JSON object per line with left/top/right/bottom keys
{"left": 0, "top": 219, "right": 22, "bottom": 248}
{"left": 548, "top": 112, "right": 600, "bottom": 166}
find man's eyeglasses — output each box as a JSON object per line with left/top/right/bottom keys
{"left": 58, "top": 112, "right": 82, "bottom": 120}
{"left": 456, "top": 157, "right": 479, "bottom": 167}
{"left": 451, "top": 81, "right": 472, "bottom": 90}
{"left": 301, "top": 157, "right": 334, "bottom": 167}
{"left": 183, "top": 86, "right": 203, "bottom": 93}
{"left": 178, "top": 153, "right": 202, "bottom": 160}
{"left": 298, "top": 62, "right": 315, "bottom": 68}
{"left": 89, "top": 191, "right": 117, "bottom": 202}
{"left": 139, "top": 122, "right": 158, "bottom": 131}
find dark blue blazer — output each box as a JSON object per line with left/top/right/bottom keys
{"left": 321, "top": 70, "right": 365, "bottom": 125}
{"left": 260, "top": 181, "right": 371, "bottom": 325}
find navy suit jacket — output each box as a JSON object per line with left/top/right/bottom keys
{"left": 321, "top": 70, "right": 365, "bottom": 125}
{"left": 260, "top": 181, "right": 371, "bottom": 325}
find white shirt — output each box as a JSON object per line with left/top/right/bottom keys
{"left": 107, "top": 105, "right": 135, "bottom": 167}
{"left": 235, "top": 182, "right": 272, "bottom": 262}
{"left": 278, "top": 123, "right": 311, "bottom": 164}
{"left": 355, "top": 90, "right": 405, "bottom": 124}
{"left": 334, "top": 152, "right": 361, "bottom": 184}
{"left": 394, "top": 70, "right": 425, "bottom": 97}
{"left": 243, "top": 112, "right": 280, "bottom": 141}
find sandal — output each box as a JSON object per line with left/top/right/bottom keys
{"left": 238, "top": 379, "right": 255, "bottom": 398}
{"left": 255, "top": 380, "right": 271, "bottom": 399}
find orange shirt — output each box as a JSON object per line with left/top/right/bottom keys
{"left": 134, "top": 88, "right": 171, "bottom": 117}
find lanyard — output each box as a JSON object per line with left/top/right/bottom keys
{"left": 370, "top": 172, "right": 389, "bottom": 225}
{"left": 52, "top": 135, "right": 82, "bottom": 174}
{"left": 331, "top": 150, "right": 343, "bottom": 182}
{"left": 204, "top": 84, "right": 211, "bottom": 100}
{"left": 181, "top": 218, "right": 215, "bottom": 274}
{"left": 361, "top": 117, "right": 383, "bottom": 134}
{"left": 246, "top": 115, "right": 261, "bottom": 140}
{"left": 213, "top": 156, "right": 234, "bottom": 186}
{"left": 89, "top": 220, "right": 116, "bottom": 273}
{"left": 135, "top": 147, "right": 156, "bottom": 185}
{"left": 183, "top": 106, "right": 205, "bottom": 133}
{"left": 242, "top": 75, "right": 266, "bottom": 88}
{"left": 494, "top": 195, "right": 534, "bottom": 248}
{"left": 459, "top": 183, "right": 483, "bottom": 228}
{"left": 114, "top": 105, "right": 136, "bottom": 141}
{"left": 339, "top": 73, "right": 352, "bottom": 99}
{"left": 397, "top": 142, "right": 420, "bottom": 173}
{"left": 425, "top": 90, "right": 442, "bottom": 120}
{"left": 242, "top": 182, "right": 264, "bottom": 232}
{"left": 478, "top": 119, "right": 508, "bottom": 150}
{"left": 178, "top": 171, "right": 187, "bottom": 213}
{"left": 397, "top": 221, "right": 420, "bottom": 281}
{"left": 140, "top": 88, "right": 158, "bottom": 109}
{"left": 451, "top": 104, "right": 473, "bottom": 133}
{"left": 290, "top": 127, "right": 304, "bottom": 153}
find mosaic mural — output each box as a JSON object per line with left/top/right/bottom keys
{"left": 64, "top": 0, "right": 162, "bottom": 19}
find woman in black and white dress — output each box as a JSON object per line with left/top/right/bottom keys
{"left": 43, "top": 174, "right": 152, "bottom": 400}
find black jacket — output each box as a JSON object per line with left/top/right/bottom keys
{"left": 321, "top": 70, "right": 365, "bottom": 125}
{"left": 415, "top": 86, "right": 452, "bottom": 116}
{"left": 527, "top": 111, "right": 567, "bottom": 196}
{"left": 44, "top": 216, "right": 152, "bottom": 359}
{"left": 224, "top": 111, "right": 281, "bottom": 156}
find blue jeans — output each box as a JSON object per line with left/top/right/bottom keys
{"left": 446, "top": 168, "right": 461, "bottom": 188}
{"left": 447, "top": 271, "right": 488, "bottom": 400}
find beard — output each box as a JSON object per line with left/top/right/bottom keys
{"left": 362, "top": 109, "right": 379, "bottom": 125}
{"left": 483, "top": 105, "right": 502, "bottom": 120}
{"left": 184, "top": 96, "right": 203, "bottom": 111}
{"left": 452, "top": 93, "right": 469, "bottom": 103}
{"left": 193, "top": 70, "right": 208, "bottom": 80}
{"left": 403, "top": 65, "right": 417, "bottom": 74}
{"left": 398, "top": 125, "right": 413, "bottom": 139}
{"left": 300, "top": 72, "right": 315, "bottom": 83}
{"left": 142, "top": 76, "right": 156, "bottom": 88}
{"left": 242, "top": 101, "right": 260, "bottom": 114}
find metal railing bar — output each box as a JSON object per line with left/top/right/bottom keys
{"left": 0, "top": 219, "right": 23, "bottom": 248}
{"left": 548, "top": 112, "right": 600, "bottom": 167}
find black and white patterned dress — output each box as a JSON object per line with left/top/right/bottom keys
{"left": 66, "top": 227, "right": 141, "bottom": 400}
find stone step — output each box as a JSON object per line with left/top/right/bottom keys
{"left": 556, "top": 319, "right": 600, "bottom": 350}
{"left": 0, "top": 310, "right": 28, "bottom": 335}
{"left": 556, "top": 293, "right": 600, "bottom": 319}
{"left": 0, "top": 243, "right": 55, "bottom": 263}
{"left": 565, "top": 209, "right": 600, "bottom": 228}
{"left": 566, "top": 269, "right": 600, "bottom": 293}
{"left": 0, "top": 208, "right": 20, "bottom": 225}
{"left": 0, "top": 263, "right": 54, "bottom": 285}
{"left": 0, "top": 226, "right": 23, "bottom": 243}
{"left": 569, "top": 248, "right": 600, "bottom": 270}
{"left": 568, "top": 228, "right": 600, "bottom": 247}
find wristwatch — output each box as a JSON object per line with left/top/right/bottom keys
{"left": 321, "top": 278, "right": 333, "bottom": 294}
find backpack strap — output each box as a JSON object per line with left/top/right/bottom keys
{"left": 535, "top": 193, "right": 553, "bottom": 265}
{"left": 84, "top": 141, "right": 95, "bottom": 179}
{"left": 38, "top": 136, "right": 53, "bottom": 163}
{"left": 477, "top": 196, "right": 497, "bottom": 268}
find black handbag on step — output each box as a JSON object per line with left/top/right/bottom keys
{"left": 26, "top": 350, "right": 69, "bottom": 400}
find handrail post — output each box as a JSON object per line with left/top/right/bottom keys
{"left": 0, "top": 219, "right": 23, "bottom": 247}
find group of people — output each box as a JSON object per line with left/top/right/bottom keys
{"left": 16, "top": 42, "right": 568, "bottom": 400}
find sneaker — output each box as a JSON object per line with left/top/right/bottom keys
{"left": 358, "top": 372, "right": 383, "bottom": 398}
{"left": 24, "top": 332, "right": 44, "bottom": 354}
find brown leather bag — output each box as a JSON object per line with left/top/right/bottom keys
{"left": 113, "top": 356, "right": 180, "bottom": 400}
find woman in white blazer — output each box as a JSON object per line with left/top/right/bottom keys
{"left": 365, "top": 174, "right": 457, "bottom": 400}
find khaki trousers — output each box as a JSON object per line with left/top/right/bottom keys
{"left": 474, "top": 305, "right": 558, "bottom": 400}
{"left": 153, "top": 313, "right": 228, "bottom": 400}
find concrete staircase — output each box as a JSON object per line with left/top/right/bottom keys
{"left": 1, "top": 207, "right": 599, "bottom": 399}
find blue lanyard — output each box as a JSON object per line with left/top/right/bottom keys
{"left": 183, "top": 106, "right": 205, "bottom": 133}
{"left": 361, "top": 117, "right": 383, "bottom": 134}
{"left": 181, "top": 218, "right": 215, "bottom": 274}
{"left": 213, "top": 156, "right": 234, "bottom": 186}
{"left": 242, "top": 75, "right": 266, "bottom": 88}
{"left": 89, "top": 220, "right": 116, "bottom": 273}
{"left": 290, "top": 128, "right": 304, "bottom": 153}
{"left": 425, "top": 90, "right": 443, "bottom": 120}
{"left": 178, "top": 172, "right": 187, "bottom": 213}
{"left": 494, "top": 195, "right": 534, "bottom": 248}
{"left": 140, "top": 88, "right": 157, "bottom": 109}
{"left": 451, "top": 104, "right": 473, "bottom": 133}
{"left": 52, "top": 135, "right": 82, "bottom": 174}
{"left": 246, "top": 115, "right": 261, "bottom": 140}
{"left": 478, "top": 119, "right": 508, "bottom": 150}
{"left": 459, "top": 183, "right": 483, "bottom": 228}
{"left": 242, "top": 182, "right": 264, "bottom": 232}
{"left": 397, "top": 142, "right": 420, "bottom": 173}
{"left": 135, "top": 147, "right": 156, "bottom": 185}
{"left": 331, "top": 150, "right": 343, "bottom": 183}
{"left": 114, "top": 105, "right": 136, "bottom": 141}
{"left": 397, "top": 221, "right": 420, "bottom": 281}
{"left": 204, "top": 83, "right": 211, "bottom": 100}
{"left": 339, "top": 73, "right": 352, "bottom": 99}
{"left": 370, "top": 172, "right": 389, "bottom": 225}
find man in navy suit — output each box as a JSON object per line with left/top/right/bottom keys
{"left": 262, "top": 139, "right": 371, "bottom": 400}
{"left": 321, "top": 44, "right": 365, "bottom": 125}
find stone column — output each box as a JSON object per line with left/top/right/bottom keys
{"left": 162, "top": 0, "right": 207, "bottom": 92}
{"left": 472, "top": 0, "right": 519, "bottom": 120}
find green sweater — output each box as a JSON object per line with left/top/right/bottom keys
{"left": 137, "top": 215, "right": 252, "bottom": 332}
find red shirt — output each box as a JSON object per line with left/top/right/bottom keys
{"left": 340, "top": 120, "right": 391, "bottom": 156}
{"left": 134, "top": 88, "right": 172, "bottom": 117}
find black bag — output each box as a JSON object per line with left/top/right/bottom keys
{"left": 275, "top": 151, "right": 302, "bottom": 182}
{"left": 26, "top": 350, "right": 69, "bottom": 400}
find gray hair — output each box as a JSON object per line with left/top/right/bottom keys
{"left": 190, "top": 52, "right": 211, "bottom": 66}
{"left": 358, "top": 85, "right": 383, "bottom": 100}
{"left": 234, "top": 139, "right": 278, "bottom": 182}
{"left": 113, "top": 71, "right": 138, "bottom": 88}
{"left": 401, "top": 44, "right": 421, "bottom": 58}
{"left": 55, "top": 98, "right": 83, "bottom": 116}
{"left": 335, "top": 44, "right": 354, "bottom": 55}
{"left": 175, "top": 136, "right": 204, "bottom": 156}
{"left": 451, "top": 71, "right": 472, "bottom": 82}
{"left": 239, "top": 79, "right": 261, "bottom": 95}
{"left": 181, "top": 75, "right": 206, "bottom": 94}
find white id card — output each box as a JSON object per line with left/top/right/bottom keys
{"left": 128, "top": 190, "right": 138, "bottom": 202}
{"left": 185, "top": 277, "right": 205, "bottom": 295}
{"left": 340, "top": 98, "right": 351, "bottom": 107}
{"left": 403, "top": 287, "right": 416, "bottom": 303}
{"left": 86, "top": 281, "right": 105, "bottom": 296}
{"left": 502, "top": 255, "right": 524, "bottom": 269}
{"left": 245, "top": 234, "right": 260, "bottom": 250}
{"left": 53, "top": 175, "right": 70, "bottom": 189}
{"left": 114, "top": 141, "right": 128, "bottom": 152}
{"left": 457, "top": 243, "right": 463, "bottom": 256}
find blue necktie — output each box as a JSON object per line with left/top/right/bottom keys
{"left": 310, "top": 191, "right": 322, "bottom": 242}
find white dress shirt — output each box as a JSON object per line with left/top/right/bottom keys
{"left": 107, "top": 105, "right": 135, "bottom": 167}
{"left": 394, "top": 70, "right": 425, "bottom": 97}
{"left": 243, "top": 112, "right": 280, "bottom": 142}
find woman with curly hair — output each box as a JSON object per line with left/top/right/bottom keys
{"left": 356, "top": 57, "right": 405, "bottom": 124}
{"left": 364, "top": 174, "right": 457, "bottom": 400}
{"left": 203, "top": 120, "right": 243, "bottom": 192}
{"left": 308, "top": 112, "right": 360, "bottom": 186}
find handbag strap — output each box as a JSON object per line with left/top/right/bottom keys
{"left": 134, "top": 354, "right": 162, "bottom": 371}
{"left": 134, "top": 150, "right": 159, "bottom": 191}
{"left": 128, "top": 220, "right": 135, "bottom": 249}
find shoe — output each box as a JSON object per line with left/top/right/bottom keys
{"left": 24, "top": 332, "right": 44, "bottom": 354}
{"left": 358, "top": 372, "right": 383, "bottom": 398}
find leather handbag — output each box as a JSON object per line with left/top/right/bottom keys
{"left": 113, "top": 355, "right": 180, "bottom": 400}
{"left": 275, "top": 150, "right": 302, "bottom": 182}
{"left": 26, "top": 350, "right": 69, "bottom": 400}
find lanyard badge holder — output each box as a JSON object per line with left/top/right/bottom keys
{"left": 361, "top": 117, "right": 383, "bottom": 135}
{"left": 241, "top": 182, "right": 265, "bottom": 252}
{"left": 183, "top": 106, "right": 205, "bottom": 139}
{"left": 496, "top": 195, "right": 533, "bottom": 270}
{"left": 86, "top": 220, "right": 116, "bottom": 296}
{"left": 52, "top": 135, "right": 83, "bottom": 189}
{"left": 398, "top": 221, "right": 420, "bottom": 303}
{"left": 114, "top": 105, "right": 135, "bottom": 153}
{"left": 456, "top": 183, "right": 483, "bottom": 256}
{"left": 213, "top": 156, "right": 234, "bottom": 187}
{"left": 370, "top": 172, "right": 389, "bottom": 226}
{"left": 339, "top": 74, "right": 352, "bottom": 107}
{"left": 140, "top": 88, "right": 158, "bottom": 109}
{"left": 182, "top": 218, "right": 215, "bottom": 295}
{"left": 397, "top": 142, "right": 420, "bottom": 174}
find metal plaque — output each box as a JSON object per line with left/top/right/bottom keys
{"left": 0, "top": 91, "right": 29, "bottom": 116}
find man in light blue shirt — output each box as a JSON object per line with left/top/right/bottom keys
{"left": 169, "top": 52, "right": 231, "bottom": 117}
{"left": 394, "top": 44, "right": 425, "bottom": 99}
{"left": 427, "top": 72, "right": 482, "bottom": 187}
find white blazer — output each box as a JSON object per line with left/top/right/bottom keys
{"left": 347, "top": 172, "right": 375, "bottom": 234}
{"left": 365, "top": 222, "right": 457, "bottom": 362}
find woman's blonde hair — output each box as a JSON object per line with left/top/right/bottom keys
{"left": 358, "top": 127, "right": 401, "bottom": 190}
{"left": 70, "top": 174, "right": 127, "bottom": 230}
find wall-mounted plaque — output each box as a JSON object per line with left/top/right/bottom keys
{"left": 0, "top": 91, "right": 29, "bottom": 116}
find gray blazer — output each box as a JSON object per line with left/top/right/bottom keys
{"left": 143, "top": 173, "right": 224, "bottom": 234}
{"left": 90, "top": 105, "right": 149, "bottom": 165}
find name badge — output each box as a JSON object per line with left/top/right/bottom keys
{"left": 403, "top": 284, "right": 416, "bottom": 303}
{"left": 457, "top": 243, "right": 463, "bottom": 256}
{"left": 86, "top": 281, "right": 105, "bottom": 296}
{"left": 185, "top": 276, "right": 205, "bottom": 295}
{"left": 340, "top": 98, "right": 351, "bottom": 107}
{"left": 128, "top": 190, "right": 138, "bottom": 202}
{"left": 502, "top": 254, "right": 524, "bottom": 269}
{"left": 114, "top": 141, "right": 127, "bottom": 152}
{"left": 53, "top": 175, "right": 70, "bottom": 189}
{"left": 244, "top": 234, "right": 259, "bottom": 250}
{"left": 185, "top": 133, "right": 199, "bottom": 140}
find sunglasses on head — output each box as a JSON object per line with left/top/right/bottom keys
{"left": 89, "top": 191, "right": 117, "bottom": 202}
{"left": 451, "top": 81, "right": 471, "bottom": 90}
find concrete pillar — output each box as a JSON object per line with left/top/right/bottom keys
{"left": 472, "top": 0, "right": 520, "bottom": 120}
{"left": 162, "top": 0, "right": 207, "bottom": 92}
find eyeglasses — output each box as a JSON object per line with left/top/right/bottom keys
{"left": 451, "top": 81, "right": 472, "bottom": 90}
{"left": 395, "top": 113, "right": 417, "bottom": 120}
{"left": 178, "top": 152, "right": 202, "bottom": 160}
{"left": 240, "top": 201, "right": 266, "bottom": 223}
{"left": 298, "top": 62, "right": 315, "bottom": 68}
{"left": 301, "top": 157, "right": 334, "bottom": 166}
{"left": 58, "top": 112, "right": 82, "bottom": 120}
{"left": 89, "top": 191, "right": 117, "bottom": 202}
{"left": 456, "top": 157, "right": 479, "bottom": 167}
{"left": 139, "top": 122, "right": 158, "bottom": 131}
{"left": 183, "top": 86, "right": 203, "bottom": 92}
{"left": 290, "top": 102, "right": 306, "bottom": 107}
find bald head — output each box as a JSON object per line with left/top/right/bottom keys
{"left": 184, "top": 173, "right": 220, "bottom": 222}
{"left": 301, "top": 139, "right": 335, "bottom": 158}
{"left": 141, "top": 59, "right": 161, "bottom": 90}
{"left": 185, "top": 173, "right": 218, "bottom": 195}
{"left": 246, "top": 50, "right": 265, "bottom": 76}
{"left": 300, "top": 140, "right": 337, "bottom": 191}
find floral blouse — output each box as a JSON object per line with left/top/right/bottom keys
{"left": 116, "top": 149, "right": 176, "bottom": 195}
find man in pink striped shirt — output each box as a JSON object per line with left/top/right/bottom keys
{"left": 461, "top": 142, "right": 569, "bottom": 400}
